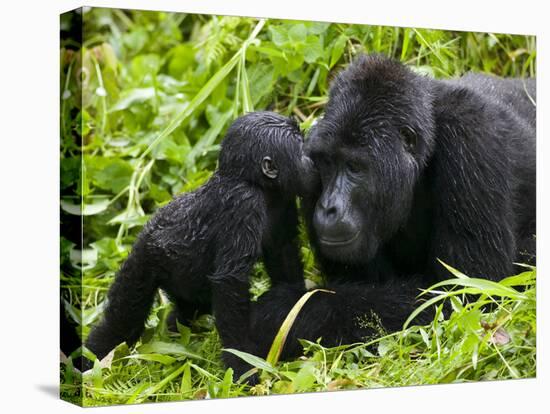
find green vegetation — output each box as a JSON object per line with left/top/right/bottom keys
{"left": 60, "top": 8, "right": 536, "bottom": 406}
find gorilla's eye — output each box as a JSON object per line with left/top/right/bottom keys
{"left": 400, "top": 127, "right": 417, "bottom": 151}
{"left": 312, "top": 153, "right": 331, "bottom": 169}
{"left": 261, "top": 156, "right": 279, "bottom": 179}
{"left": 346, "top": 160, "right": 362, "bottom": 174}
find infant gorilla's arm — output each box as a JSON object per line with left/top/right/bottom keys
{"left": 249, "top": 278, "right": 433, "bottom": 360}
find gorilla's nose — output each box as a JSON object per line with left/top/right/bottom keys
{"left": 313, "top": 204, "right": 359, "bottom": 246}
{"left": 324, "top": 205, "right": 338, "bottom": 218}
{"left": 314, "top": 191, "right": 345, "bottom": 228}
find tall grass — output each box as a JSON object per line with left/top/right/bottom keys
{"left": 60, "top": 8, "right": 536, "bottom": 406}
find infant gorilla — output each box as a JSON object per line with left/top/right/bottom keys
{"left": 85, "top": 111, "right": 315, "bottom": 380}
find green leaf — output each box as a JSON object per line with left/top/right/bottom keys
{"left": 303, "top": 36, "right": 324, "bottom": 64}
{"left": 60, "top": 157, "right": 81, "bottom": 190}
{"left": 308, "top": 22, "right": 330, "bottom": 34}
{"left": 499, "top": 269, "right": 536, "bottom": 287}
{"left": 137, "top": 341, "right": 208, "bottom": 361}
{"left": 124, "top": 353, "right": 177, "bottom": 365}
{"left": 450, "top": 295, "right": 465, "bottom": 313}
{"left": 133, "top": 363, "right": 188, "bottom": 403}
{"left": 401, "top": 28, "right": 411, "bottom": 60}
{"left": 60, "top": 199, "right": 82, "bottom": 215}
{"left": 61, "top": 197, "right": 112, "bottom": 216}
{"left": 330, "top": 34, "right": 347, "bottom": 68}
{"left": 130, "top": 54, "right": 161, "bottom": 82}
{"left": 138, "top": 20, "right": 265, "bottom": 161}
{"left": 122, "top": 28, "right": 148, "bottom": 53}
{"left": 268, "top": 25, "right": 288, "bottom": 46}
{"left": 99, "top": 43, "right": 118, "bottom": 72}
{"left": 288, "top": 24, "right": 307, "bottom": 44}
{"left": 471, "top": 341, "right": 479, "bottom": 370}
{"left": 167, "top": 44, "right": 196, "bottom": 78}
{"left": 292, "top": 364, "right": 316, "bottom": 392}
{"left": 154, "top": 139, "right": 190, "bottom": 164}
{"left": 266, "top": 289, "right": 335, "bottom": 366}
{"left": 188, "top": 362, "right": 219, "bottom": 380}
{"left": 427, "top": 278, "right": 527, "bottom": 300}
{"left": 459, "top": 309, "right": 482, "bottom": 332}
{"left": 378, "top": 338, "right": 393, "bottom": 357}
{"left": 222, "top": 348, "right": 276, "bottom": 374}
{"left": 239, "top": 54, "right": 253, "bottom": 113}
{"left": 437, "top": 259, "right": 470, "bottom": 279}
{"left": 220, "top": 368, "right": 234, "bottom": 398}
{"left": 85, "top": 156, "right": 133, "bottom": 193}
{"left": 91, "top": 358, "right": 103, "bottom": 388}
{"left": 177, "top": 322, "right": 191, "bottom": 346}
{"left": 180, "top": 363, "right": 192, "bottom": 395}
{"left": 253, "top": 45, "right": 285, "bottom": 58}
{"left": 249, "top": 63, "right": 275, "bottom": 105}
{"left": 110, "top": 87, "right": 155, "bottom": 112}
{"left": 419, "top": 328, "right": 430, "bottom": 348}
{"left": 185, "top": 110, "right": 232, "bottom": 168}
{"left": 63, "top": 357, "right": 74, "bottom": 384}
{"left": 107, "top": 207, "right": 148, "bottom": 227}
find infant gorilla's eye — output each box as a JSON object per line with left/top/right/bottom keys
{"left": 400, "top": 127, "right": 417, "bottom": 151}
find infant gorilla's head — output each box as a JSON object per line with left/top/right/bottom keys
{"left": 219, "top": 111, "right": 317, "bottom": 197}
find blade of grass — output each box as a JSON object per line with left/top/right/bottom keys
{"left": 266, "top": 288, "right": 335, "bottom": 366}
{"left": 138, "top": 19, "right": 265, "bottom": 161}
{"left": 222, "top": 348, "right": 276, "bottom": 374}
{"left": 132, "top": 363, "right": 188, "bottom": 403}
{"left": 423, "top": 278, "right": 527, "bottom": 301}
{"left": 437, "top": 259, "right": 470, "bottom": 279}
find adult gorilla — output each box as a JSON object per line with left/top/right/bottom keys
{"left": 305, "top": 53, "right": 535, "bottom": 283}
{"left": 250, "top": 54, "right": 536, "bottom": 358}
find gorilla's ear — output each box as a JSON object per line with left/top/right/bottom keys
{"left": 261, "top": 156, "right": 279, "bottom": 179}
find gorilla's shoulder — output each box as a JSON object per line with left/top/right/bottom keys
{"left": 432, "top": 81, "right": 488, "bottom": 127}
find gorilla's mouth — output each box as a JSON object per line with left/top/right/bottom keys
{"left": 319, "top": 230, "right": 360, "bottom": 247}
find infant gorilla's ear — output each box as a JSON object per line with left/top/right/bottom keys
{"left": 261, "top": 156, "right": 278, "bottom": 179}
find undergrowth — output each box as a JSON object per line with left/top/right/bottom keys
{"left": 60, "top": 8, "right": 536, "bottom": 406}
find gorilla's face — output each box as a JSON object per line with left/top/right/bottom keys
{"left": 305, "top": 55, "right": 435, "bottom": 264}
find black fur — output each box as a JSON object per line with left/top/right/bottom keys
{"left": 305, "top": 54, "right": 535, "bottom": 282}
{"left": 251, "top": 55, "right": 536, "bottom": 359}
{"left": 85, "top": 111, "right": 315, "bottom": 380}
{"left": 250, "top": 279, "right": 434, "bottom": 359}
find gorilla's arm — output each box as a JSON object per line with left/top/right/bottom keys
{"left": 209, "top": 251, "right": 258, "bottom": 375}
{"left": 429, "top": 85, "right": 519, "bottom": 281}
{"left": 207, "top": 197, "right": 266, "bottom": 378}
{"left": 262, "top": 200, "right": 305, "bottom": 287}
{"left": 250, "top": 277, "right": 433, "bottom": 360}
